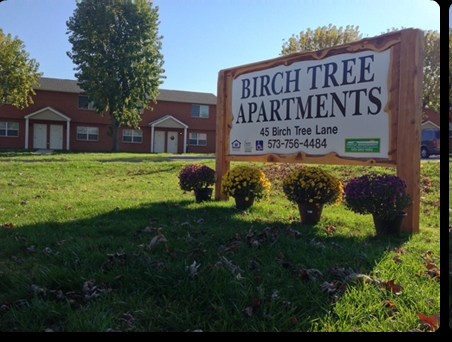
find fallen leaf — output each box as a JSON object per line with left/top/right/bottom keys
{"left": 148, "top": 229, "right": 168, "bottom": 251}
{"left": 29, "top": 284, "right": 47, "bottom": 297}
{"left": 383, "top": 279, "right": 403, "bottom": 295}
{"left": 382, "top": 300, "right": 395, "bottom": 307}
{"left": 251, "top": 298, "right": 261, "bottom": 308}
{"left": 320, "top": 280, "right": 347, "bottom": 294}
{"left": 218, "top": 255, "right": 243, "bottom": 275}
{"left": 251, "top": 240, "right": 260, "bottom": 248}
{"left": 393, "top": 256, "right": 403, "bottom": 264}
{"left": 226, "top": 241, "right": 242, "bottom": 252}
{"left": 417, "top": 312, "right": 439, "bottom": 331}
{"left": 393, "top": 247, "right": 406, "bottom": 254}
{"left": 82, "top": 279, "right": 96, "bottom": 295}
{"left": 243, "top": 306, "right": 253, "bottom": 316}
{"left": 185, "top": 261, "right": 201, "bottom": 278}
{"left": 309, "top": 237, "right": 325, "bottom": 248}
{"left": 426, "top": 262, "right": 437, "bottom": 269}
{"left": 253, "top": 275, "right": 262, "bottom": 282}
{"left": 290, "top": 316, "right": 298, "bottom": 325}
{"left": 325, "top": 225, "right": 337, "bottom": 233}
{"left": 42, "top": 247, "right": 54, "bottom": 256}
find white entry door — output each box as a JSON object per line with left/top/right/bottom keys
{"left": 154, "top": 131, "right": 165, "bottom": 153}
{"left": 49, "top": 125, "right": 63, "bottom": 150}
{"left": 33, "top": 123, "right": 47, "bottom": 149}
{"left": 167, "top": 131, "right": 178, "bottom": 153}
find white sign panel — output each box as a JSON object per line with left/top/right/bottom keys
{"left": 230, "top": 49, "right": 390, "bottom": 158}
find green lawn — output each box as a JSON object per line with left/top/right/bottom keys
{"left": 0, "top": 151, "right": 440, "bottom": 331}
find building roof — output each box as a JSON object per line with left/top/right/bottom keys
{"left": 422, "top": 107, "right": 440, "bottom": 127}
{"left": 34, "top": 77, "right": 217, "bottom": 105}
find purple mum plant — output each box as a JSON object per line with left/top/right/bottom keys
{"left": 178, "top": 164, "right": 216, "bottom": 191}
{"left": 343, "top": 173, "right": 412, "bottom": 221}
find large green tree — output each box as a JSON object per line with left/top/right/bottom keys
{"left": 66, "top": 0, "right": 165, "bottom": 151}
{"left": 281, "top": 24, "right": 362, "bottom": 54}
{"left": 0, "top": 29, "right": 42, "bottom": 109}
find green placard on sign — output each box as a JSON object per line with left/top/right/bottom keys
{"left": 345, "top": 139, "right": 380, "bottom": 153}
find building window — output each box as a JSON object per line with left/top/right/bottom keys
{"left": 189, "top": 133, "right": 207, "bottom": 146}
{"left": 77, "top": 126, "right": 99, "bottom": 141}
{"left": 191, "top": 105, "right": 209, "bottom": 118}
{"left": 0, "top": 122, "right": 19, "bottom": 137}
{"left": 123, "top": 129, "right": 142, "bottom": 143}
{"left": 78, "top": 95, "right": 95, "bottom": 110}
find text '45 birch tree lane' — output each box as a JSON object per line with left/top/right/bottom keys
{"left": 66, "top": 0, "right": 165, "bottom": 151}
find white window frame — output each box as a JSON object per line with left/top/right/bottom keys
{"left": 191, "top": 104, "right": 209, "bottom": 118}
{"left": 77, "top": 126, "right": 99, "bottom": 141}
{"left": 78, "top": 95, "right": 95, "bottom": 110}
{"left": 123, "top": 129, "right": 142, "bottom": 143}
{"left": 0, "top": 121, "right": 19, "bottom": 137}
{"left": 189, "top": 132, "right": 207, "bottom": 146}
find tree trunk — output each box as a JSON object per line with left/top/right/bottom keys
{"left": 110, "top": 112, "right": 120, "bottom": 152}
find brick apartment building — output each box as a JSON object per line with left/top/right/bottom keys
{"left": 0, "top": 77, "right": 217, "bottom": 154}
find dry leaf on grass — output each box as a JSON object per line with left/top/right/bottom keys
{"left": 382, "top": 279, "right": 403, "bottom": 295}
{"left": 185, "top": 261, "right": 201, "bottom": 278}
{"left": 393, "top": 255, "right": 403, "bottom": 264}
{"left": 325, "top": 225, "right": 337, "bottom": 233}
{"left": 299, "top": 268, "right": 324, "bottom": 282}
{"left": 82, "top": 279, "right": 112, "bottom": 300}
{"left": 417, "top": 312, "right": 439, "bottom": 331}
{"left": 29, "top": 284, "right": 47, "bottom": 297}
{"left": 217, "top": 255, "right": 243, "bottom": 275}
{"left": 148, "top": 228, "right": 168, "bottom": 252}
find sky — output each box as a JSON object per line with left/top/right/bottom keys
{"left": 0, "top": 0, "right": 441, "bottom": 95}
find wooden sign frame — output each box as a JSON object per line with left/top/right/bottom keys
{"left": 215, "top": 29, "right": 423, "bottom": 233}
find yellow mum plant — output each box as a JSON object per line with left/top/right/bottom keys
{"left": 282, "top": 166, "right": 343, "bottom": 206}
{"left": 220, "top": 165, "right": 271, "bottom": 201}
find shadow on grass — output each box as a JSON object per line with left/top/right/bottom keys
{"left": 0, "top": 199, "right": 411, "bottom": 332}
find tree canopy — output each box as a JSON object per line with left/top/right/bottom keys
{"left": 0, "top": 29, "right": 42, "bottom": 109}
{"left": 66, "top": 0, "right": 165, "bottom": 151}
{"left": 281, "top": 24, "right": 362, "bottom": 55}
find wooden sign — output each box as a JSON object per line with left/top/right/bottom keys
{"left": 215, "top": 29, "right": 423, "bottom": 233}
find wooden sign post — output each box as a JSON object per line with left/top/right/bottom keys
{"left": 215, "top": 29, "right": 423, "bottom": 233}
